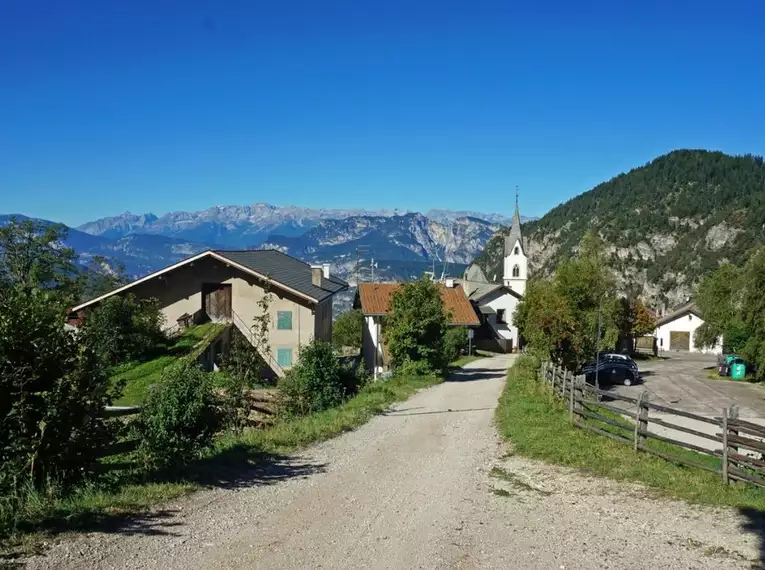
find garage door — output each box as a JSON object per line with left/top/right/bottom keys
{"left": 669, "top": 331, "right": 690, "bottom": 351}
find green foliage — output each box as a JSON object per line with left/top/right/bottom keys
{"left": 0, "top": 217, "right": 79, "bottom": 299}
{"left": 78, "top": 255, "right": 128, "bottom": 302}
{"left": 136, "top": 361, "right": 220, "bottom": 469}
{"left": 473, "top": 150, "right": 765, "bottom": 297}
{"left": 279, "top": 340, "right": 357, "bottom": 416}
{"left": 384, "top": 277, "right": 448, "bottom": 374}
{"left": 515, "top": 232, "right": 623, "bottom": 370}
{"left": 443, "top": 326, "right": 468, "bottom": 363}
{"left": 82, "top": 293, "right": 167, "bottom": 366}
{"left": 332, "top": 308, "right": 364, "bottom": 350}
{"left": 496, "top": 357, "right": 765, "bottom": 511}
{"left": 0, "top": 285, "right": 118, "bottom": 522}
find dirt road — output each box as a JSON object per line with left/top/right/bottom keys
{"left": 27, "top": 355, "right": 762, "bottom": 569}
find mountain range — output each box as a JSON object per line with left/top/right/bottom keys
{"left": 473, "top": 149, "right": 765, "bottom": 311}
{"left": 3, "top": 205, "right": 529, "bottom": 287}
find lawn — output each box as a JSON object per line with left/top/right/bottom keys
{"left": 496, "top": 355, "right": 765, "bottom": 511}
{"left": 110, "top": 322, "right": 225, "bottom": 405}
{"left": 450, "top": 350, "right": 494, "bottom": 368}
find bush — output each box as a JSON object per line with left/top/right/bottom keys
{"left": 136, "top": 361, "right": 220, "bottom": 469}
{"left": 333, "top": 309, "right": 363, "bottom": 350}
{"left": 83, "top": 293, "right": 166, "bottom": 365}
{"left": 279, "top": 341, "right": 357, "bottom": 416}
{"left": 0, "top": 285, "right": 118, "bottom": 527}
{"left": 443, "top": 327, "right": 468, "bottom": 363}
{"left": 384, "top": 277, "right": 448, "bottom": 375}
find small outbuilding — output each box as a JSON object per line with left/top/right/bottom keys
{"left": 653, "top": 300, "right": 722, "bottom": 354}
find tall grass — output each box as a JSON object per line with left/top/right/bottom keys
{"left": 496, "top": 355, "right": 765, "bottom": 510}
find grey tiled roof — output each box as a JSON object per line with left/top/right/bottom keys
{"left": 215, "top": 250, "right": 348, "bottom": 302}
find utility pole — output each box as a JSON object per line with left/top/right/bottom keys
{"left": 594, "top": 295, "right": 603, "bottom": 392}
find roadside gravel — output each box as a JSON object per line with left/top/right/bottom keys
{"left": 26, "top": 355, "right": 762, "bottom": 569}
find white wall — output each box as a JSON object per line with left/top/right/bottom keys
{"left": 362, "top": 315, "right": 386, "bottom": 373}
{"left": 503, "top": 238, "right": 527, "bottom": 296}
{"left": 655, "top": 312, "right": 722, "bottom": 355}
{"left": 480, "top": 289, "right": 521, "bottom": 348}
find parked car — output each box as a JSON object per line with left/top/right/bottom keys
{"left": 581, "top": 354, "right": 640, "bottom": 387}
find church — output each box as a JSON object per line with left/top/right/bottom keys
{"left": 458, "top": 196, "right": 528, "bottom": 352}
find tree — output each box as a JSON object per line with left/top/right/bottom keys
{"left": 384, "top": 277, "right": 448, "bottom": 374}
{"left": 279, "top": 340, "right": 352, "bottom": 416}
{"left": 694, "top": 263, "right": 741, "bottom": 350}
{"left": 631, "top": 299, "right": 656, "bottom": 338}
{"left": 82, "top": 293, "right": 166, "bottom": 365}
{"left": 514, "top": 232, "right": 622, "bottom": 370}
{"left": 0, "top": 284, "right": 119, "bottom": 491}
{"left": 332, "top": 309, "right": 363, "bottom": 350}
{"left": 0, "top": 217, "right": 78, "bottom": 297}
{"left": 443, "top": 326, "right": 468, "bottom": 363}
{"left": 79, "top": 255, "right": 128, "bottom": 301}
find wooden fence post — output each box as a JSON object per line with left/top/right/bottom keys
{"left": 568, "top": 370, "right": 576, "bottom": 422}
{"left": 722, "top": 406, "right": 729, "bottom": 485}
{"left": 572, "top": 375, "right": 583, "bottom": 424}
{"left": 634, "top": 391, "right": 649, "bottom": 452}
{"left": 729, "top": 404, "right": 740, "bottom": 456}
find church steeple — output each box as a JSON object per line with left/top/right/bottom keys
{"left": 503, "top": 187, "right": 527, "bottom": 295}
{"left": 504, "top": 186, "right": 524, "bottom": 257}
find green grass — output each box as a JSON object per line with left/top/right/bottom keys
{"left": 1, "top": 373, "right": 440, "bottom": 555}
{"left": 110, "top": 322, "right": 225, "bottom": 405}
{"left": 450, "top": 351, "right": 493, "bottom": 368}
{"left": 496, "top": 355, "right": 765, "bottom": 510}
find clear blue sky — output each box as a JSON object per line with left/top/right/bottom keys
{"left": 2, "top": 0, "right": 764, "bottom": 227}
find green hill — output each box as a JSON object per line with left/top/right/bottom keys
{"left": 474, "top": 150, "right": 765, "bottom": 308}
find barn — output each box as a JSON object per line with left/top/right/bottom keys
{"left": 653, "top": 300, "right": 722, "bottom": 355}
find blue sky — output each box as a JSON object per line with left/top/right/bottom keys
{"left": 2, "top": 0, "right": 764, "bottom": 227}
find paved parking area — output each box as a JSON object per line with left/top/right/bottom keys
{"left": 609, "top": 353, "right": 765, "bottom": 419}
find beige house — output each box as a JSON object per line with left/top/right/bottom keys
{"left": 68, "top": 250, "right": 348, "bottom": 376}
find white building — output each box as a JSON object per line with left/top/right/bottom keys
{"left": 654, "top": 301, "right": 722, "bottom": 354}
{"left": 503, "top": 198, "right": 528, "bottom": 296}
{"left": 459, "top": 196, "right": 527, "bottom": 352}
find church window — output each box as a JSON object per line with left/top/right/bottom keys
{"left": 514, "top": 246, "right": 519, "bottom": 255}
{"left": 512, "top": 265, "right": 520, "bottom": 278}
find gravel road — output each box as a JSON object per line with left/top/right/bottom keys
{"left": 26, "top": 355, "right": 763, "bottom": 569}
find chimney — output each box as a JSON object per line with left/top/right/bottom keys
{"left": 311, "top": 264, "right": 323, "bottom": 287}
{"left": 445, "top": 278, "right": 455, "bottom": 288}
{"left": 322, "top": 263, "right": 330, "bottom": 279}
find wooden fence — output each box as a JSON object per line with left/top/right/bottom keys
{"left": 541, "top": 361, "right": 765, "bottom": 488}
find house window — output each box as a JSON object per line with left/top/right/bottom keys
{"left": 514, "top": 246, "right": 519, "bottom": 255}
{"left": 512, "top": 265, "right": 520, "bottom": 278}
{"left": 277, "top": 310, "right": 293, "bottom": 330}
{"left": 497, "top": 309, "right": 506, "bottom": 324}
{"left": 277, "top": 348, "right": 293, "bottom": 367}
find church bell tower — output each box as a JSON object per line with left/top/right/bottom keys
{"left": 503, "top": 188, "right": 527, "bottom": 295}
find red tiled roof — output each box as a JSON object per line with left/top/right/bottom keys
{"left": 356, "top": 282, "right": 480, "bottom": 326}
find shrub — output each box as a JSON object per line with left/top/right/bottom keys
{"left": 0, "top": 286, "right": 118, "bottom": 512}
{"left": 384, "top": 277, "right": 448, "bottom": 375}
{"left": 136, "top": 361, "right": 220, "bottom": 469}
{"left": 279, "top": 341, "right": 355, "bottom": 416}
{"left": 333, "top": 309, "right": 363, "bottom": 350}
{"left": 83, "top": 293, "right": 166, "bottom": 365}
{"left": 443, "top": 326, "right": 468, "bottom": 363}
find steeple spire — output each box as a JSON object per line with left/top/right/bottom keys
{"left": 504, "top": 186, "right": 524, "bottom": 259}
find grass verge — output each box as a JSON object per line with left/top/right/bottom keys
{"left": 496, "top": 355, "right": 765, "bottom": 510}
{"left": 1, "top": 373, "right": 439, "bottom": 555}
{"left": 110, "top": 322, "right": 225, "bottom": 405}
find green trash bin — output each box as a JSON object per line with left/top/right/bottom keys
{"left": 731, "top": 359, "right": 746, "bottom": 380}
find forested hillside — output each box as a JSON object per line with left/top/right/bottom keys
{"left": 474, "top": 150, "right": 765, "bottom": 308}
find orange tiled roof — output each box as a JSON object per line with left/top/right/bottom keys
{"left": 356, "top": 282, "right": 480, "bottom": 326}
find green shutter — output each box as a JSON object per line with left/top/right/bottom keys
{"left": 277, "top": 348, "right": 293, "bottom": 367}
{"left": 277, "top": 310, "right": 293, "bottom": 330}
